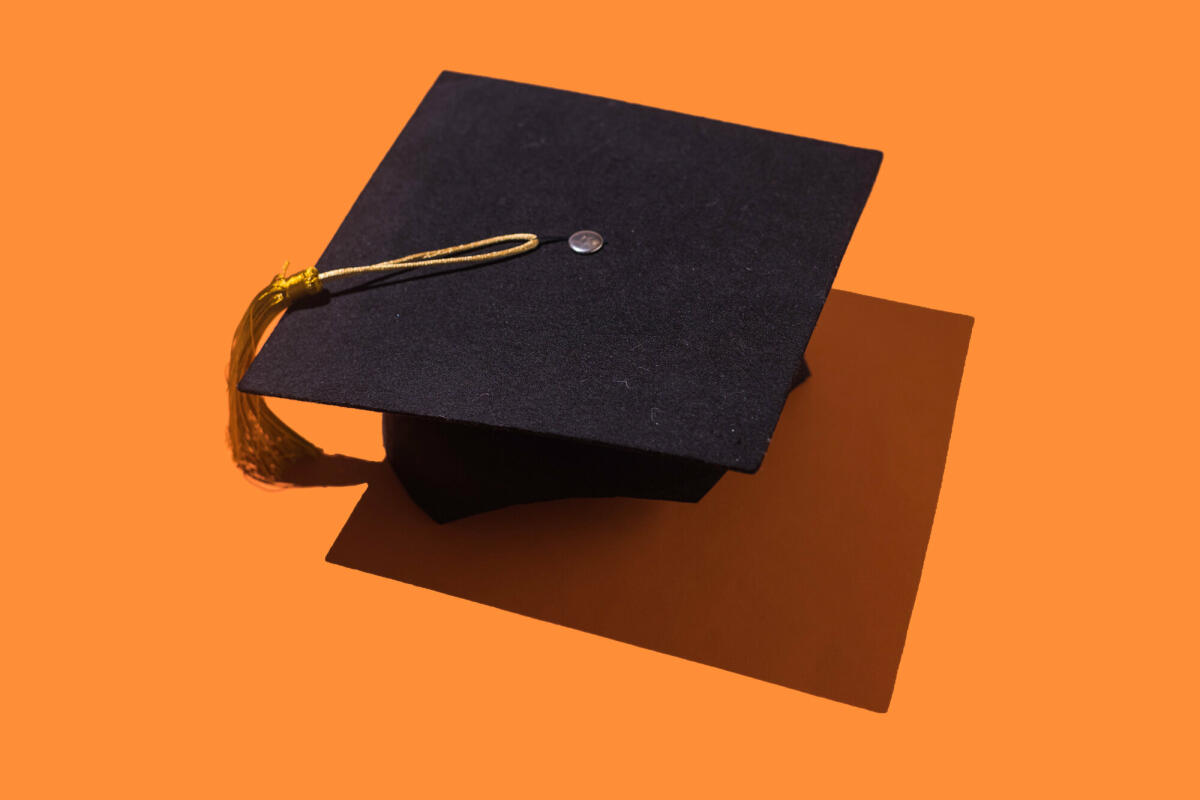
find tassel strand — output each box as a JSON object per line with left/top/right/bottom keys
{"left": 227, "top": 264, "right": 325, "bottom": 482}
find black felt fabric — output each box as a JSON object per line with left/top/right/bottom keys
{"left": 384, "top": 357, "right": 810, "bottom": 522}
{"left": 383, "top": 414, "right": 728, "bottom": 523}
{"left": 240, "top": 71, "right": 882, "bottom": 472}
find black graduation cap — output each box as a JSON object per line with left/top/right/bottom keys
{"left": 232, "top": 71, "right": 882, "bottom": 521}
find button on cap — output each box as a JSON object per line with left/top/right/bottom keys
{"left": 568, "top": 230, "right": 604, "bottom": 254}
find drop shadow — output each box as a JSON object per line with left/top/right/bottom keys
{"left": 279, "top": 453, "right": 383, "bottom": 487}
{"left": 300, "top": 290, "right": 973, "bottom": 712}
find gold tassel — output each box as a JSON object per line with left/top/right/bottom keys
{"left": 226, "top": 234, "right": 542, "bottom": 483}
{"left": 227, "top": 263, "right": 325, "bottom": 482}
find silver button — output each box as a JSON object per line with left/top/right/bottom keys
{"left": 568, "top": 230, "right": 604, "bottom": 254}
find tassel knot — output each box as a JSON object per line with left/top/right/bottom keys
{"left": 273, "top": 266, "right": 323, "bottom": 303}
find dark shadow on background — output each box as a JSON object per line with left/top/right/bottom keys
{"left": 280, "top": 453, "right": 382, "bottom": 487}
{"left": 312, "top": 290, "right": 973, "bottom": 712}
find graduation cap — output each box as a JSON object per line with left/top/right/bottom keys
{"left": 229, "top": 71, "right": 882, "bottom": 522}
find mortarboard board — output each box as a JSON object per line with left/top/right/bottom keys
{"left": 230, "top": 71, "right": 882, "bottom": 521}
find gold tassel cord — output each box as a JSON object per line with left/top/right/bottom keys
{"left": 227, "top": 233, "right": 540, "bottom": 483}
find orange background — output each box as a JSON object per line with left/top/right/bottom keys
{"left": 3, "top": 1, "right": 1196, "bottom": 796}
